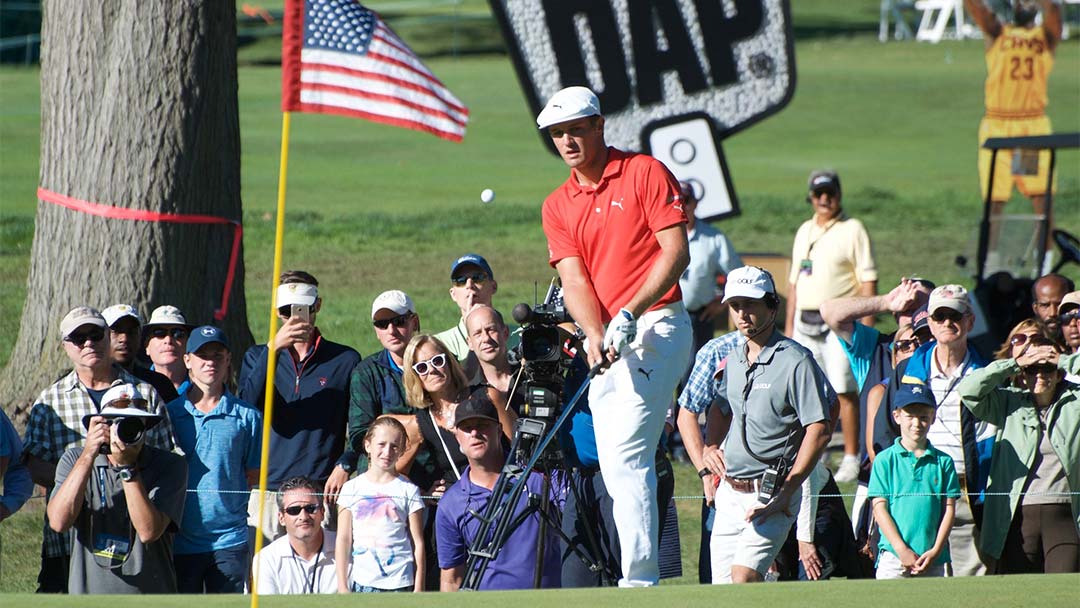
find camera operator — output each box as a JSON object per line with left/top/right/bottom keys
{"left": 538, "top": 85, "right": 692, "bottom": 588}
{"left": 47, "top": 384, "right": 187, "bottom": 594}
{"left": 700, "top": 266, "right": 833, "bottom": 584}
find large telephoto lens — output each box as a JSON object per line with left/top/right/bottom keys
{"left": 115, "top": 417, "right": 146, "bottom": 444}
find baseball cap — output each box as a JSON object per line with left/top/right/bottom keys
{"left": 453, "top": 391, "right": 500, "bottom": 427}
{"left": 102, "top": 304, "right": 143, "bottom": 328}
{"left": 371, "top": 290, "right": 416, "bottom": 321}
{"left": 277, "top": 282, "right": 318, "bottom": 308}
{"left": 450, "top": 254, "right": 495, "bottom": 281}
{"left": 536, "top": 86, "right": 601, "bottom": 130}
{"left": 60, "top": 306, "right": 107, "bottom": 340}
{"left": 1061, "top": 291, "right": 1080, "bottom": 313}
{"left": 81, "top": 384, "right": 164, "bottom": 430}
{"left": 928, "top": 284, "right": 971, "bottom": 315}
{"left": 808, "top": 170, "right": 841, "bottom": 194}
{"left": 186, "top": 325, "right": 229, "bottom": 354}
{"left": 722, "top": 266, "right": 776, "bottom": 303}
{"left": 145, "top": 305, "right": 193, "bottom": 329}
{"left": 892, "top": 382, "right": 937, "bottom": 412}
{"left": 911, "top": 305, "right": 930, "bottom": 333}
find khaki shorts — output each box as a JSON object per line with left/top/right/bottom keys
{"left": 710, "top": 479, "right": 801, "bottom": 582}
{"left": 978, "top": 115, "right": 1054, "bottom": 201}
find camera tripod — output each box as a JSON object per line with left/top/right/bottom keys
{"left": 460, "top": 363, "right": 618, "bottom": 590}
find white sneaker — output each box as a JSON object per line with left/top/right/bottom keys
{"left": 835, "top": 455, "right": 860, "bottom": 483}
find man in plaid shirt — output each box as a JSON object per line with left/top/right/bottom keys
{"left": 22, "top": 306, "right": 174, "bottom": 593}
{"left": 676, "top": 330, "right": 743, "bottom": 583}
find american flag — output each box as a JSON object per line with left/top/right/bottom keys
{"left": 282, "top": 0, "right": 469, "bottom": 142}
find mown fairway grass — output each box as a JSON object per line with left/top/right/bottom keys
{"left": 1, "top": 0, "right": 1079, "bottom": 597}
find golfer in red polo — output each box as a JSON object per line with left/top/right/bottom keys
{"left": 538, "top": 86, "right": 693, "bottom": 587}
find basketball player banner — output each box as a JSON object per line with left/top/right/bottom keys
{"left": 489, "top": 0, "right": 796, "bottom": 221}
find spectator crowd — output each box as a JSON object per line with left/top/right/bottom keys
{"left": 1, "top": 79, "right": 1078, "bottom": 594}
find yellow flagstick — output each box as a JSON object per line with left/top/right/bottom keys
{"left": 250, "top": 111, "right": 291, "bottom": 606}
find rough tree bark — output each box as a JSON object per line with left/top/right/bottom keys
{"left": 0, "top": 1, "right": 252, "bottom": 419}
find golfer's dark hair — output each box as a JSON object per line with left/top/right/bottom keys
{"left": 280, "top": 270, "right": 319, "bottom": 287}
{"left": 276, "top": 476, "right": 321, "bottom": 510}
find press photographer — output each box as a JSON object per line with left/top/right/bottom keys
{"left": 47, "top": 384, "right": 187, "bottom": 594}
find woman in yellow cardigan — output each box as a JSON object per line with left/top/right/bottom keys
{"left": 957, "top": 335, "right": 1079, "bottom": 574}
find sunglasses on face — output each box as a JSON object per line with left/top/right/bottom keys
{"left": 150, "top": 327, "right": 188, "bottom": 341}
{"left": 373, "top": 313, "right": 412, "bottom": 330}
{"left": 1023, "top": 363, "right": 1058, "bottom": 376}
{"left": 283, "top": 503, "right": 322, "bottom": 516}
{"left": 451, "top": 272, "right": 488, "bottom": 287}
{"left": 1061, "top": 309, "right": 1080, "bottom": 324}
{"left": 65, "top": 328, "right": 106, "bottom": 345}
{"left": 1010, "top": 333, "right": 1053, "bottom": 348}
{"left": 811, "top": 188, "right": 837, "bottom": 199}
{"left": 930, "top": 309, "right": 964, "bottom": 324}
{"left": 412, "top": 353, "right": 447, "bottom": 376}
{"left": 894, "top": 338, "right": 920, "bottom": 352}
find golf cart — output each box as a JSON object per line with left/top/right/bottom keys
{"left": 964, "top": 132, "right": 1080, "bottom": 355}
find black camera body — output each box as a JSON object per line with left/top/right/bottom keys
{"left": 98, "top": 416, "right": 147, "bottom": 454}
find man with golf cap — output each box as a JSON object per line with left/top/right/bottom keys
{"left": 101, "top": 304, "right": 178, "bottom": 403}
{"left": 239, "top": 270, "right": 360, "bottom": 543}
{"left": 699, "top": 266, "right": 833, "bottom": 584}
{"left": 435, "top": 254, "right": 499, "bottom": 366}
{"left": 168, "top": 326, "right": 262, "bottom": 593}
{"left": 435, "top": 391, "right": 561, "bottom": 590}
{"left": 345, "top": 290, "right": 438, "bottom": 487}
{"left": 23, "top": 306, "right": 174, "bottom": 592}
{"left": 143, "top": 304, "right": 195, "bottom": 394}
{"left": 900, "top": 284, "right": 992, "bottom": 575}
{"left": 47, "top": 384, "right": 187, "bottom": 594}
{"left": 787, "top": 169, "right": 878, "bottom": 484}
{"left": 537, "top": 85, "right": 692, "bottom": 587}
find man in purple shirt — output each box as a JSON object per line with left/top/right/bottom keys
{"left": 435, "top": 393, "right": 560, "bottom": 591}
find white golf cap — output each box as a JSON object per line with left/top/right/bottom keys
{"left": 371, "top": 290, "right": 415, "bottom": 321}
{"left": 145, "top": 305, "right": 192, "bottom": 328}
{"left": 59, "top": 306, "right": 107, "bottom": 340}
{"left": 722, "top": 266, "right": 776, "bottom": 303}
{"left": 928, "top": 284, "right": 971, "bottom": 315}
{"left": 102, "top": 304, "right": 142, "bottom": 328}
{"left": 277, "top": 282, "right": 318, "bottom": 307}
{"left": 536, "top": 86, "right": 601, "bottom": 130}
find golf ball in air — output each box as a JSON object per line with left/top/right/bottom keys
{"left": 480, "top": 188, "right": 495, "bottom": 204}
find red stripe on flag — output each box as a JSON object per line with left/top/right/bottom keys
{"left": 300, "top": 61, "right": 468, "bottom": 117}
{"left": 301, "top": 81, "right": 465, "bottom": 124}
{"left": 295, "top": 102, "right": 464, "bottom": 142}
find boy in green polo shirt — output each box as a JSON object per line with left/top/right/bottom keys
{"left": 868, "top": 383, "right": 961, "bottom": 579}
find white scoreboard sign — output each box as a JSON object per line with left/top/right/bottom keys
{"left": 490, "top": 0, "right": 795, "bottom": 221}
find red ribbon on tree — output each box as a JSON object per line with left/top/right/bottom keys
{"left": 37, "top": 186, "right": 243, "bottom": 321}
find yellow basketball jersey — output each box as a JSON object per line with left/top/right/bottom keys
{"left": 985, "top": 26, "right": 1053, "bottom": 117}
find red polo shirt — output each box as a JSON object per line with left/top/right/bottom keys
{"left": 542, "top": 148, "right": 686, "bottom": 323}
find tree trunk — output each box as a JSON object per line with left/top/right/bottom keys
{"left": 1, "top": 1, "right": 251, "bottom": 421}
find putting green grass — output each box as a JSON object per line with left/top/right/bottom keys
{"left": 0, "top": 573, "right": 1077, "bottom": 606}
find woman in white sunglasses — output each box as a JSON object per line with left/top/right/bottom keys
{"left": 403, "top": 335, "right": 515, "bottom": 497}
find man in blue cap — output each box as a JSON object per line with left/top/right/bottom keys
{"left": 169, "top": 326, "right": 262, "bottom": 593}
{"left": 435, "top": 253, "right": 500, "bottom": 368}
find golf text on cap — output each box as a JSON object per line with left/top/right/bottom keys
{"left": 722, "top": 266, "right": 776, "bottom": 302}
{"left": 371, "top": 290, "right": 416, "bottom": 321}
{"left": 276, "top": 283, "right": 318, "bottom": 307}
